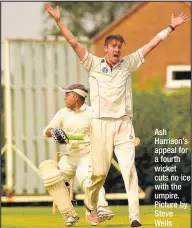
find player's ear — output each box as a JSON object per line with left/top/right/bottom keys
{"left": 74, "top": 93, "right": 79, "bottom": 101}
{"left": 104, "top": 45, "right": 108, "bottom": 53}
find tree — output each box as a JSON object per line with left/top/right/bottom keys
{"left": 43, "top": 2, "right": 136, "bottom": 39}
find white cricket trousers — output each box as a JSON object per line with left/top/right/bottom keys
{"left": 58, "top": 153, "right": 108, "bottom": 207}
{"left": 86, "top": 116, "right": 139, "bottom": 220}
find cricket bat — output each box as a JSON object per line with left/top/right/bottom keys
{"left": 66, "top": 134, "right": 140, "bottom": 146}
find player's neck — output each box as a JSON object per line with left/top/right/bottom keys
{"left": 105, "top": 56, "right": 114, "bottom": 67}
{"left": 72, "top": 102, "right": 84, "bottom": 112}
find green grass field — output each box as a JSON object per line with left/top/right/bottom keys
{"left": 1, "top": 205, "right": 191, "bottom": 228}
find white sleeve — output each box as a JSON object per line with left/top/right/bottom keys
{"left": 80, "top": 51, "right": 99, "bottom": 73}
{"left": 124, "top": 49, "right": 145, "bottom": 72}
{"left": 43, "top": 109, "right": 63, "bottom": 137}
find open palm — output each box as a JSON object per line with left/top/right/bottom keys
{"left": 45, "top": 4, "right": 61, "bottom": 22}
{"left": 171, "top": 13, "right": 189, "bottom": 28}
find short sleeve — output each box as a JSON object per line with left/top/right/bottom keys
{"left": 43, "top": 109, "right": 63, "bottom": 137}
{"left": 124, "top": 49, "right": 145, "bottom": 72}
{"left": 80, "top": 51, "right": 99, "bottom": 73}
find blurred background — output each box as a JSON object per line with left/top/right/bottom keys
{"left": 1, "top": 1, "right": 191, "bottom": 208}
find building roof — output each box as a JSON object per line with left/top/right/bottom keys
{"left": 93, "top": 2, "right": 190, "bottom": 42}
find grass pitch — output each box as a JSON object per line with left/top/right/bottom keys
{"left": 1, "top": 205, "right": 191, "bottom": 228}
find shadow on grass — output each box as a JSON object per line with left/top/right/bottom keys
{"left": 77, "top": 226, "right": 128, "bottom": 228}
{"left": 105, "top": 225, "right": 154, "bottom": 227}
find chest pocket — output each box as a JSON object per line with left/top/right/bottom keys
{"left": 90, "top": 68, "right": 112, "bottom": 82}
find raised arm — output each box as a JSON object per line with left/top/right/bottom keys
{"left": 140, "top": 13, "right": 189, "bottom": 58}
{"left": 45, "top": 4, "right": 87, "bottom": 61}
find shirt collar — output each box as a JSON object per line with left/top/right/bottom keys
{"left": 78, "top": 103, "right": 87, "bottom": 112}
{"left": 67, "top": 103, "right": 87, "bottom": 113}
{"left": 101, "top": 58, "right": 124, "bottom": 66}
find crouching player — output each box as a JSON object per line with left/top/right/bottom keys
{"left": 39, "top": 84, "right": 114, "bottom": 226}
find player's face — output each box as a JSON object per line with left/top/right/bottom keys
{"left": 104, "top": 39, "right": 123, "bottom": 65}
{"left": 64, "top": 92, "right": 77, "bottom": 109}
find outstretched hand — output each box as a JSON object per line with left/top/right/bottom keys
{"left": 171, "top": 13, "right": 189, "bottom": 29}
{"left": 45, "top": 4, "right": 61, "bottom": 23}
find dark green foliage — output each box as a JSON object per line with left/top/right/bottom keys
{"left": 133, "top": 88, "right": 190, "bottom": 203}
{"left": 133, "top": 88, "right": 190, "bottom": 154}
{"left": 43, "top": 2, "right": 136, "bottom": 38}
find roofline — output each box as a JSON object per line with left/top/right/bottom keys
{"left": 93, "top": 2, "right": 146, "bottom": 42}
{"left": 93, "top": 1, "right": 190, "bottom": 42}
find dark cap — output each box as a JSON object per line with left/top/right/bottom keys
{"left": 60, "top": 84, "right": 88, "bottom": 98}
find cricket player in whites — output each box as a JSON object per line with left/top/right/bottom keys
{"left": 39, "top": 84, "right": 114, "bottom": 227}
{"left": 45, "top": 4, "right": 189, "bottom": 227}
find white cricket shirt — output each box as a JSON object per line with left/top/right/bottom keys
{"left": 43, "top": 104, "right": 91, "bottom": 154}
{"left": 80, "top": 49, "right": 145, "bottom": 118}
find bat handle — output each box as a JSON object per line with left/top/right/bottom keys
{"left": 135, "top": 137, "right": 140, "bottom": 147}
